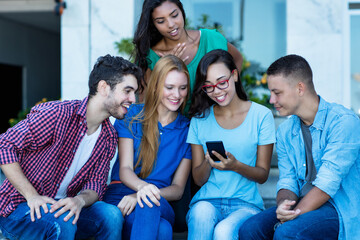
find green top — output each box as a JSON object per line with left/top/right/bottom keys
{"left": 147, "top": 28, "right": 228, "bottom": 113}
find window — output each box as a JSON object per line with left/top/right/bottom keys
{"left": 344, "top": 1, "right": 360, "bottom": 115}
{"left": 182, "top": 0, "right": 286, "bottom": 69}
{"left": 350, "top": 15, "right": 360, "bottom": 114}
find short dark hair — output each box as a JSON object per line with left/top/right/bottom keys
{"left": 267, "top": 54, "right": 315, "bottom": 91}
{"left": 88, "top": 54, "right": 142, "bottom": 98}
{"left": 188, "top": 49, "right": 248, "bottom": 118}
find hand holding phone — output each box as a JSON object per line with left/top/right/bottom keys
{"left": 206, "top": 141, "right": 227, "bottom": 162}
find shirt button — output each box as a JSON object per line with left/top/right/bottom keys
{"left": 80, "top": 122, "right": 82, "bottom": 125}
{"left": 160, "top": 132, "right": 163, "bottom": 135}
{"left": 56, "top": 184, "right": 59, "bottom": 187}
{"left": 303, "top": 164, "right": 306, "bottom": 167}
{"left": 81, "top": 133, "right": 84, "bottom": 136}
{"left": 65, "top": 167, "right": 68, "bottom": 170}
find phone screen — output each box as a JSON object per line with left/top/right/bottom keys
{"left": 206, "top": 141, "right": 227, "bottom": 162}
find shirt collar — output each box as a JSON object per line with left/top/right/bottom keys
{"left": 76, "top": 97, "right": 88, "bottom": 119}
{"left": 158, "top": 112, "right": 189, "bottom": 130}
{"left": 291, "top": 95, "right": 327, "bottom": 135}
{"left": 78, "top": 96, "right": 117, "bottom": 138}
{"left": 311, "top": 96, "right": 327, "bottom": 131}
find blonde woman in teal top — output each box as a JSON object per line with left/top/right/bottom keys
{"left": 133, "top": 0, "right": 243, "bottom": 111}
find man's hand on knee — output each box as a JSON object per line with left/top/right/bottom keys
{"left": 27, "top": 195, "right": 57, "bottom": 222}
{"left": 50, "top": 196, "right": 86, "bottom": 225}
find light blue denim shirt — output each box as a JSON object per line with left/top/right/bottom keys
{"left": 276, "top": 96, "right": 360, "bottom": 240}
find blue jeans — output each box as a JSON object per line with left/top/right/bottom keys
{"left": 239, "top": 202, "right": 339, "bottom": 240}
{"left": 0, "top": 201, "right": 123, "bottom": 240}
{"left": 104, "top": 183, "right": 175, "bottom": 240}
{"left": 186, "top": 198, "right": 262, "bottom": 240}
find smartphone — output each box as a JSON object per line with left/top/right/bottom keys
{"left": 206, "top": 141, "right": 227, "bottom": 162}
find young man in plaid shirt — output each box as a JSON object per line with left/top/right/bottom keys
{"left": 0, "top": 55, "right": 142, "bottom": 240}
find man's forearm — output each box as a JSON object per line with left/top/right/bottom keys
{"left": 1, "top": 162, "right": 39, "bottom": 200}
{"left": 276, "top": 189, "right": 298, "bottom": 206}
{"left": 294, "top": 187, "right": 330, "bottom": 215}
{"left": 75, "top": 189, "right": 99, "bottom": 208}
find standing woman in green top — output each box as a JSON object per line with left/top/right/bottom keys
{"left": 133, "top": 0, "right": 243, "bottom": 110}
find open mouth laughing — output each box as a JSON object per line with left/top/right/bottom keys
{"left": 168, "top": 98, "right": 181, "bottom": 105}
{"left": 169, "top": 28, "right": 178, "bottom": 36}
{"left": 215, "top": 94, "right": 226, "bottom": 103}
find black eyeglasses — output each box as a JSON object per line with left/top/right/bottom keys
{"left": 201, "top": 70, "right": 234, "bottom": 93}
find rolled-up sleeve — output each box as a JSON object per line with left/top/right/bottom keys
{"left": 0, "top": 106, "right": 58, "bottom": 165}
{"left": 313, "top": 114, "right": 360, "bottom": 197}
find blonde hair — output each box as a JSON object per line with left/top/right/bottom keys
{"left": 135, "top": 55, "right": 189, "bottom": 178}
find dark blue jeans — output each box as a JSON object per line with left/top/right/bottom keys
{"left": 239, "top": 202, "right": 339, "bottom": 240}
{"left": 0, "top": 201, "right": 122, "bottom": 240}
{"left": 104, "top": 183, "right": 175, "bottom": 240}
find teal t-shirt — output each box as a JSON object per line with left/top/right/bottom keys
{"left": 186, "top": 102, "right": 276, "bottom": 210}
{"left": 147, "top": 28, "right": 228, "bottom": 112}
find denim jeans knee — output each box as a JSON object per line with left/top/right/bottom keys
{"left": 92, "top": 201, "right": 123, "bottom": 228}
{"left": 0, "top": 202, "right": 76, "bottom": 240}
{"left": 157, "top": 218, "right": 173, "bottom": 240}
{"left": 273, "top": 202, "right": 339, "bottom": 240}
{"left": 213, "top": 200, "right": 261, "bottom": 240}
{"left": 239, "top": 206, "right": 278, "bottom": 240}
{"left": 76, "top": 201, "right": 123, "bottom": 240}
{"left": 129, "top": 197, "right": 175, "bottom": 240}
{"left": 186, "top": 201, "right": 220, "bottom": 240}
{"left": 187, "top": 201, "right": 218, "bottom": 223}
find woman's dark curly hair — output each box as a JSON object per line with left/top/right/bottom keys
{"left": 188, "top": 49, "right": 248, "bottom": 118}
{"left": 133, "top": 0, "right": 187, "bottom": 92}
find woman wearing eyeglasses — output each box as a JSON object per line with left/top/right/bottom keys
{"left": 186, "top": 49, "right": 276, "bottom": 240}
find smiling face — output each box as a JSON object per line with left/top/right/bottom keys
{"left": 204, "top": 63, "right": 237, "bottom": 107}
{"left": 158, "top": 70, "right": 188, "bottom": 114}
{"left": 267, "top": 74, "right": 300, "bottom": 116}
{"left": 104, "top": 74, "right": 138, "bottom": 119}
{"left": 152, "top": 1, "right": 185, "bottom": 41}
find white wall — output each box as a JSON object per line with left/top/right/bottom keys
{"left": 286, "top": 0, "right": 344, "bottom": 105}
{"left": 61, "top": 0, "right": 136, "bottom": 100}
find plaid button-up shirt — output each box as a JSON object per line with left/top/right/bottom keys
{"left": 0, "top": 97, "right": 117, "bottom": 217}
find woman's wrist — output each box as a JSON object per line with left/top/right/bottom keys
{"left": 136, "top": 182, "right": 148, "bottom": 191}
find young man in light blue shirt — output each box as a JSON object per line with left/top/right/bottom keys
{"left": 239, "top": 54, "right": 360, "bottom": 240}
